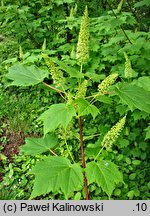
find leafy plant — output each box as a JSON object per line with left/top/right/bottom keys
{"left": 0, "top": 153, "right": 45, "bottom": 200}
{"left": 4, "top": 5, "right": 150, "bottom": 200}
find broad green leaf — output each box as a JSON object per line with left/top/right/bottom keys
{"left": 39, "top": 103, "right": 76, "bottom": 135}
{"left": 75, "top": 98, "right": 100, "bottom": 119}
{"left": 144, "top": 126, "right": 150, "bottom": 140}
{"left": 136, "top": 76, "right": 150, "bottom": 91}
{"left": 30, "top": 156, "right": 83, "bottom": 199}
{"left": 115, "top": 83, "right": 150, "bottom": 113}
{"left": 85, "top": 160, "right": 123, "bottom": 198}
{"left": 96, "top": 95, "right": 113, "bottom": 104}
{"left": 20, "top": 134, "right": 58, "bottom": 155}
{"left": 6, "top": 63, "right": 49, "bottom": 86}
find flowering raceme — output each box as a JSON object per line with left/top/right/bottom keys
{"left": 76, "top": 80, "right": 88, "bottom": 98}
{"left": 124, "top": 52, "right": 133, "bottom": 78}
{"left": 98, "top": 73, "right": 118, "bottom": 95}
{"left": 76, "top": 6, "right": 90, "bottom": 65}
{"left": 101, "top": 116, "right": 126, "bottom": 150}
{"left": 42, "top": 54, "right": 65, "bottom": 87}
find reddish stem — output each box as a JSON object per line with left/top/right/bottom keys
{"left": 79, "top": 116, "right": 89, "bottom": 200}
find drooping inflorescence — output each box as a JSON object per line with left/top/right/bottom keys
{"left": 101, "top": 116, "right": 126, "bottom": 150}
{"left": 76, "top": 6, "right": 90, "bottom": 65}
{"left": 98, "top": 73, "right": 118, "bottom": 95}
{"left": 42, "top": 54, "right": 65, "bottom": 87}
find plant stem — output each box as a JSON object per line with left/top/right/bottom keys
{"left": 64, "top": 134, "right": 75, "bottom": 163}
{"left": 79, "top": 116, "right": 89, "bottom": 200}
{"left": 42, "top": 82, "right": 67, "bottom": 101}
{"left": 49, "top": 149, "right": 58, "bottom": 156}
{"left": 94, "top": 145, "right": 105, "bottom": 161}
{"left": 42, "top": 82, "right": 65, "bottom": 94}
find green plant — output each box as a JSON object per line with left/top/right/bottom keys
{"left": 0, "top": 153, "right": 45, "bottom": 200}
{"left": 4, "top": 5, "right": 150, "bottom": 200}
{"left": 0, "top": 0, "right": 75, "bottom": 50}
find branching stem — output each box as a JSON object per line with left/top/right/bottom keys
{"left": 42, "top": 82, "right": 65, "bottom": 94}
{"left": 42, "top": 82, "right": 67, "bottom": 101}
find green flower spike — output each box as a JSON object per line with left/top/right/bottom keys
{"left": 42, "top": 54, "right": 65, "bottom": 87}
{"left": 124, "top": 52, "right": 133, "bottom": 78}
{"left": 102, "top": 116, "right": 126, "bottom": 150}
{"left": 76, "top": 79, "right": 88, "bottom": 98}
{"left": 98, "top": 73, "right": 118, "bottom": 95}
{"left": 76, "top": 6, "right": 90, "bottom": 64}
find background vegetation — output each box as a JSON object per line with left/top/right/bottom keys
{"left": 0, "top": 0, "right": 150, "bottom": 200}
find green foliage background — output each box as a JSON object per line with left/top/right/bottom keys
{"left": 0, "top": 0, "right": 150, "bottom": 200}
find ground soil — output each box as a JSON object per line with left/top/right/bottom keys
{"left": 3, "top": 131, "right": 24, "bottom": 160}
{"left": 0, "top": 128, "right": 25, "bottom": 181}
